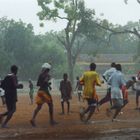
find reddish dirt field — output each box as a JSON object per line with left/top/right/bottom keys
{"left": 0, "top": 93, "right": 140, "bottom": 140}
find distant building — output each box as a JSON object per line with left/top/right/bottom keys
{"left": 77, "top": 54, "right": 134, "bottom": 63}
{"left": 77, "top": 53, "right": 135, "bottom": 74}
{"left": 95, "top": 54, "right": 134, "bottom": 63}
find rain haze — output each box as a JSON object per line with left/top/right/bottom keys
{"left": 0, "top": 0, "right": 139, "bottom": 34}
{"left": 0, "top": 0, "right": 140, "bottom": 139}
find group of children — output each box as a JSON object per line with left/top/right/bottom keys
{"left": 79, "top": 62, "right": 140, "bottom": 122}
{"left": 0, "top": 62, "right": 140, "bottom": 128}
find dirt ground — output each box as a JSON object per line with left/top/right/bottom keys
{"left": 0, "top": 92, "right": 140, "bottom": 140}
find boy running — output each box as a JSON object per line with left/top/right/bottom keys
{"left": 106, "top": 64, "right": 126, "bottom": 121}
{"left": 0, "top": 65, "right": 23, "bottom": 128}
{"left": 30, "top": 63, "right": 57, "bottom": 127}
{"left": 98, "top": 62, "right": 116, "bottom": 107}
{"left": 79, "top": 63, "right": 101, "bottom": 123}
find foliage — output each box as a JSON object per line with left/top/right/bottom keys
{"left": 36, "top": 0, "right": 97, "bottom": 86}
{"left": 0, "top": 5, "right": 139, "bottom": 81}
{"left": 0, "top": 17, "right": 66, "bottom": 80}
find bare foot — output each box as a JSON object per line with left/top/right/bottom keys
{"left": 30, "top": 120, "right": 36, "bottom": 127}
{"left": 50, "top": 120, "right": 58, "bottom": 125}
{"left": 106, "top": 108, "right": 112, "bottom": 117}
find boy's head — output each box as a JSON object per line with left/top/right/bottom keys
{"left": 41, "top": 63, "right": 51, "bottom": 73}
{"left": 90, "top": 63, "right": 96, "bottom": 71}
{"left": 11, "top": 65, "right": 18, "bottom": 75}
{"left": 126, "top": 80, "right": 134, "bottom": 89}
{"left": 132, "top": 76, "right": 136, "bottom": 82}
{"left": 63, "top": 73, "right": 68, "bottom": 80}
{"left": 115, "top": 64, "right": 122, "bottom": 71}
{"left": 111, "top": 62, "right": 116, "bottom": 68}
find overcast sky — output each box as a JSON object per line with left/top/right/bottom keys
{"left": 0, "top": 0, "right": 139, "bottom": 34}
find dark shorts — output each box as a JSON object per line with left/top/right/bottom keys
{"left": 61, "top": 97, "right": 70, "bottom": 102}
{"left": 6, "top": 99, "right": 16, "bottom": 112}
{"left": 87, "top": 98, "right": 97, "bottom": 107}
{"left": 136, "top": 90, "right": 140, "bottom": 96}
{"left": 113, "top": 99, "right": 123, "bottom": 108}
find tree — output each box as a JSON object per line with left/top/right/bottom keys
{"left": 124, "top": 0, "right": 140, "bottom": 4}
{"left": 96, "top": 20, "right": 140, "bottom": 71}
{"left": 0, "top": 17, "right": 67, "bottom": 79}
{"left": 3, "top": 20, "right": 37, "bottom": 79}
{"left": 35, "top": 32, "right": 67, "bottom": 78}
{"left": 123, "top": 0, "right": 140, "bottom": 70}
{"left": 37, "top": 0, "right": 95, "bottom": 86}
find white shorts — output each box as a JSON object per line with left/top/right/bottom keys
{"left": 111, "top": 87, "right": 123, "bottom": 99}
{"left": 0, "top": 88, "right": 5, "bottom": 96}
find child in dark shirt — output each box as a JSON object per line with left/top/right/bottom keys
{"left": 0, "top": 65, "right": 23, "bottom": 128}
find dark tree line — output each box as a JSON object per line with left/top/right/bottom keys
{"left": 0, "top": 17, "right": 66, "bottom": 80}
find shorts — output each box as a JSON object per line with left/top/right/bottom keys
{"left": 136, "top": 90, "right": 140, "bottom": 96}
{"left": 61, "top": 98, "right": 70, "bottom": 102}
{"left": 112, "top": 98, "right": 123, "bottom": 108}
{"left": 87, "top": 98, "right": 97, "bottom": 107}
{"left": 36, "top": 90, "right": 52, "bottom": 105}
{"left": 77, "top": 90, "right": 82, "bottom": 93}
{"left": 111, "top": 87, "right": 123, "bottom": 99}
{"left": 61, "top": 96, "right": 71, "bottom": 102}
{"left": 5, "top": 99, "right": 16, "bottom": 112}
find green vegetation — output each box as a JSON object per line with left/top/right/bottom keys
{"left": 0, "top": 0, "right": 139, "bottom": 82}
{"left": 0, "top": 17, "right": 66, "bottom": 80}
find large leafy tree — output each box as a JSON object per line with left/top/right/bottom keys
{"left": 3, "top": 20, "right": 37, "bottom": 79}
{"left": 0, "top": 18, "right": 17, "bottom": 75}
{"left": 0, "top": 17, "right": 67, "bottom": 79}
{"left": 37, "top": 0, "right": 95, "bottom": 86}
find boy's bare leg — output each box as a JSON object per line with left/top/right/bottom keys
{"left": 49, "top": 103, "right": 57, "bottom": 125}
{"left": 112, "top": 108, "right": 121, "bottom": 121}
{"left": 67, "top": 101, "right": 70, "bottom": 114}
{"left": 60, "top": 101, "right": 64, "bottom": 114}
{"left": 84, "top": 106, "right": 96, "bottom": 123}
{"left": 30, "top": 104, "right": 42, "bottom": 127}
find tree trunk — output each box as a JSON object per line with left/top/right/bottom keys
{"left": 67, "top": 48, "right": 74, "bottom": 90}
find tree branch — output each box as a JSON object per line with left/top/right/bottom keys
{"left": 65, "top": 20, "right": 72, "bottom": 48}
{"left": 124, "top": 0, "right": 140, "bottom": 4}
{"left": 109, "top": 28, "right": 140, "bottom": 41}
{"left": 57, "top": 16, "right": 69, "bottom": 20}
{"left": 57, "top": 36, "right": 66, "bottom": 47}
{"left": 137, "top": 0, "right": 140, "bottom": 4}
{"left": 94, "top": 21, "right": 140, "bottom": 40}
